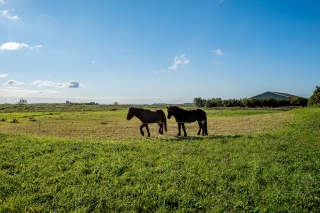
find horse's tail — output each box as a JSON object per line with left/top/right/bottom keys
{"left": 157, "top": 110, "right": 167, "bottom": 132}
{"left": 162, "top": 112, "right": 167, "bottom": 132}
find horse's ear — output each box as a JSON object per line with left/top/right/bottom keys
{"left": 166, "top": 106, "right": 169, "bottom": 109}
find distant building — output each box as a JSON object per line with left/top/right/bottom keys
{"left": 251, "top": 91, "right": 298, "bottom": 99}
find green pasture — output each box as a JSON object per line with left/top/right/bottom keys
{"left": 0, "top": 106, "right": 320, "bottom": 212}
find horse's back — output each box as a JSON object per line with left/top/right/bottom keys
{"left": 185, "top": 108, "right": 206, "bottom": 121}
{"left": 143, "top": 109, "right": 163, "bottom": 123}
{"left": 194, "top": 108, "right": 206, "bottom": 119}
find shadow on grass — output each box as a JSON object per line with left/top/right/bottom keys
{"left": 159, "top": 134, "right": 247, "bottom": 142}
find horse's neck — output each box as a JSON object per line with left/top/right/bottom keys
{"left": 132, "top": 108, "right": 144, "bottom": 119}
{"left": 175, "top": 107, "right": 186, "bottom": 114}
{"left": 175, "top": 107, "right": 192, "bottom": 119}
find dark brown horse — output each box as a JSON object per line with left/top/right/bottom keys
{"left": 166, "top": 106, "right": 208, "bottom": 136}
{"left": 127, "top": 107, "right": 167, "bottom": 137}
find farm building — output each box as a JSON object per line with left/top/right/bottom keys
{"left": 251, "top": 91, "right": 298, "bottom": 99}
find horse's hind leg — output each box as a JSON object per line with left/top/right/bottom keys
{"left": 145, "top": 125, "right": 150, "bottom": 137}
{"left": 181, "top": 123, "right": 187, "bottom": 136}
{"left": 197, "top": 121, "right": 203, "bottom": 135}
{"left": 201, "top": 122, "right": 208, "bottom": 135}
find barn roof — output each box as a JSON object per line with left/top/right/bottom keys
{"left": 251, "top": 91, "right": 298, "bottom": 99}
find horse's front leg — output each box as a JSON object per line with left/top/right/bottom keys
{"left": 158, "top": 123, "right": 163, "bottom": 134}
{"left": 140, "top": 124, "right": 146, "bottom": 136}
{"left": 177, "top": 123, "right": 182, "bottom": 136}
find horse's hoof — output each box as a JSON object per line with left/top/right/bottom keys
{"left": 184, "top": 134, "right": 187, "bottom": 137}
{"left": 141, "top": 132, "right": 144, "bottom": 136}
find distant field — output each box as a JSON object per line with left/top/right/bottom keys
{"left": 0, "top": 107, "right": 292, "bottom": 140}
{"left": 1, "top": 106, "right": 319, "bottom": 212}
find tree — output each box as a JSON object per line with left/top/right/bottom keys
{"left": 193, "top": 97, "right": 205, "bottom": 107}
{"left": 18, "top": 99, "right": 28, "bottom": 105}
{"left": 308, "top": 86, "right": 320, "bottom": 106}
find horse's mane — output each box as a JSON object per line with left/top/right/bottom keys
{"left": 131, "top": 107, "right": 148, "bottom": 115}
{"left": 171, "top": 106, "right": 189, "bottom": 113}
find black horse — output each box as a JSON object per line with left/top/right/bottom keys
{"left": 166, "top": 106, "right": 208, "bottom": 136}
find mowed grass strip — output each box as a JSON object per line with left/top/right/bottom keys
{"left": 0, "top": 108, "right": 292, "bottom": 140}
{"left": 0, "top": 108, "right": 319, "bottom": 212}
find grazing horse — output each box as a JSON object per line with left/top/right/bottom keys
{"left": 127, "top": 107, "right": 167, "bottom": 137}
{"left": 166, "top": 106, "right": 208, "bottom": 136}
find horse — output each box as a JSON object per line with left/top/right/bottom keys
{"left": 166, "top": 106, "right": 208, "bottom": 136}
{"left": 127, "top": 107, "right": 167, "bottom": 137}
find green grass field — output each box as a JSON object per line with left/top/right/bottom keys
{"left": 0, "top": 106, "right": 320, "bottom": 212}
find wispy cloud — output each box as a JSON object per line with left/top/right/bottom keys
{"left": 31, "top": 80, "right": 81, "bottom": 89}
{"left": 213, "top": 49, "right": 225, "bottom": 56}
{"left": 0, "top": 42, "right": 42, "bottom": 50}
{"left": 218, "top": 0, "right": 225, "bottom": 4}
{"left": 0, "top": 0, "right": 5, "bottom": 4}
{"left": 0, "top": 88, "right": 63, "bottom": 99}
{"left": 154, "top": 54, "right": 190, "bottom": 74}
{"left": 169, "top": 54, "right": 190, "bottom": 70}
{"left": 1, "top": 9, "right": 19, "bottom": 20}
{"left": 152, "top": 69, "right": 167, "bottom": 75}
{"left": 3, "top": 80, "right": 24, "bottom": 85}
{"left": 0, "top": 73, "right": 8, "bottom": 78}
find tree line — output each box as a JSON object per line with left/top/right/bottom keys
{"left": 194, "top": 86, "right": 320, "bottom": 108}
{"left": 193, "top": 96, "right": 309, "bottom": 108}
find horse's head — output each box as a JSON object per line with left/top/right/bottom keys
{"left": 127, "top": 107, "right": 134, "bottom": 120}
{"left": 166, "top": 106, "right": 173, "bottom": 119}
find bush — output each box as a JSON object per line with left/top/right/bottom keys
{"left": 308, "top": 86, "right": 320, "bottom": 106}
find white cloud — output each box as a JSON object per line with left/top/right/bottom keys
{"left": 153, "top": 69, "right": 167, "bottom": 75}
{"left": 153, "top": 54, "right": 190, "bottom": 74}
{"left": 218, "top": 0, "right": 225, "bottom": 4}
{"left": 0, "top": 0, "right": 5, "bottom": 4}
{"left": 3, "top": 80, "right": 24, "bottom": 85}
{"left": 31, "top": 80, "right": 81, "bottom": 89}
{"left": 65, "top": 81, "right": 80, "bottom": 88}
{"left": 1, "top": 9, "right": 19, "bottom": 20}
{"left": 213, "top": 49, "right": 225, "bottom": 56}
{"left": 30, "top": 45, "right": 42, "bottom": 50}
{"left": 0, "top": 73, "right": 8, "bottom": 78}
{"left": 0, "top": 42, "right": 42, "bottom": 50}
{"left": 169, "top": 54, "right": 190, "bottom": 70}
{"left": 91, "top": 60, "right": 95, "bottom": 64}
{"left": 1, "top": 42, "right": 42, "bottom": 50}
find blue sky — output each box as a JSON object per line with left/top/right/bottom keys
{"left": 1, "top": 0, "right": 319, "bottom": 104}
